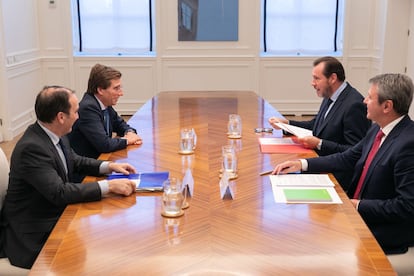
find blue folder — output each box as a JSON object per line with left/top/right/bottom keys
{"left": 107, "top": 171, "right": 169, "bottom": 192}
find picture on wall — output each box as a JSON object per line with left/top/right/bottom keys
{"left": 178, "top": 0, "right": 239, "bottom": 41}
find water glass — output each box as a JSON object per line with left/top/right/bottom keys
{"left": 162, "top": 177, "right": 185, "bottom": 217}
{"left": 222, "top": 145, "right": 237, "bottom": 178}
{"left": 179, "top": 128, "right": 195, "bottom": 153}
{"left": 191, "top": 128, "right": 197, "bottom": 149}
{"left": 228, "top": 114, "right": 242, "bottom": 138}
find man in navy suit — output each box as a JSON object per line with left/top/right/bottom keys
{"left": 273, "top": 74, "right": 414, "bottom": 255}
{"left": 269, "top": 56, "right": 371, "bottom": 190}
{"left": 0, "top": 86, "right": 137, "bottom": 268}
{"left": 69, "top": 64, "right": 142, "bottom": 160}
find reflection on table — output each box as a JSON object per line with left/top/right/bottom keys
{"left": 30, "top": 91, "right": 395, "bottom": 275}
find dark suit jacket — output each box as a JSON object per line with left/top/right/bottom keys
{"left": 69, "top": 93, "right": 136, "bottom": 159}
{"left": 307, "top": 116, "right": 414, "bottom": 254}
{"left": 0, "top": 122, "right": 103, "bottom": 268}
{"left": 290, "top": 83, "right": 371, "bottom": 190}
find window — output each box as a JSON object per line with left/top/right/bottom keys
{"left": 262, "top": 0, "right": 344, "bottom": 56}
{"left": 71, "top": 0, "right": 154, "bottom": 55}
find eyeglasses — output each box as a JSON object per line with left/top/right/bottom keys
{"left": 254, "top": 128, "right": 273, "bottom": 133}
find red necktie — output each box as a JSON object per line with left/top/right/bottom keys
{"left": 353, "top": 130, "right": 385, "bottom": 199}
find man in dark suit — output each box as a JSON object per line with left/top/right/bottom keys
{"left": 269, "top": 56, "right": 371, "bottom": 190}
{"left": 0, "top": 86, "right": 137, "bottom": 269}
{"left": 273, "top": 73, "right": 414, "bottom": 256}
{"left": 69, "top": 64, "right": 142, "bottom": 160}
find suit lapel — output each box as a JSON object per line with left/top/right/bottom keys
{"left": 51, "top": 142, "right": 69, "bottom": 182}
{"left": 89, "top": 94, "right": 109, "bottom": 137}
{"left": 60, "top": 136, "right": 73, "bottom": 182}
{"left": 314, "top": 99, "right": 330, "bottom": 135}
{"left": 34, "top": 123, "right": 69, "bottom": 182}
{"left": 315, "top": 84, "right": 350, "bottom": 136}
{"left": 361, "top": 117, "right": 409, "bottom": 187}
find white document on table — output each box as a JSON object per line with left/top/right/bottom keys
{"left": 259, "top": 137, "right": 297, "bottom": 145}
{"left": 275, "top": 122, "right": 313, "bottom": 138}
{"left": 270, "top": 174, "right": 342, "bottom": 204}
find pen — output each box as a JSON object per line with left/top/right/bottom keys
{"left": 259, "top": 170, "right": 273, "bottom": 176}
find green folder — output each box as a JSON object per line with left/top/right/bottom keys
{"left": 283, "top": 188, "right": 332, "bottom": 202}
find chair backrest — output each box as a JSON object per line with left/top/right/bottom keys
{"left": 0, "top": 147, "right": 9, "bottom": 211}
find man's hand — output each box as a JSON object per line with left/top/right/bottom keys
{"left": 108, "top": 179, "right": 136, "bottom": 196}
{"left": 108, "top": 162, "right": 136, "bottom": 175}
{"left": 272, "top": 160, "right": 302, "bottom": 175}
{"left": 350, "top": 199, "right": 359, "bottom": 209}
{"left": 297, "top": 136, "right": 321, "bottom": 149}
{"left": 125, "top": 132, "right": 143, "bottom": 145}
{"left": 268, "top": 117, "right": 289, "bottom": 129}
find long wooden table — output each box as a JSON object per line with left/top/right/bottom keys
{"left": 30, "top": 92, "right": 395, "bottom": 275}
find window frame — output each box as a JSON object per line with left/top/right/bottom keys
{"left": 261, "top": 0, "right": 345, "bottom": 57}
{"left": 71, "top": 0, "right": 155, "bottom": 56}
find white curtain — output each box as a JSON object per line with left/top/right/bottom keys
{"left": 72, "top": 0, "right": 152, "bottom": 54}
{"left": 263, "top": 0, "right": 344, "bottom": 56}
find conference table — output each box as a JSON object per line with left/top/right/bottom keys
{"left": 29, "top": 91, "right": 395, "bottom": 275}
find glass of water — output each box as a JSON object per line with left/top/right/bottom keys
{"left": 162, "top": 177, "right": 185, "bottom": 217}
{"left": 222, "top": 145, "right": 238, "bottom": 179}
{"left": 227, "top": 114, "right": 242, "bottom": 138}
{"left": 179, "top": 128, "right": 195, "bottom": 154}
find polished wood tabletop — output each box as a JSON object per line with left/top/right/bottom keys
{"left": 30, "top": 91, "right": 395, "bottom": 275}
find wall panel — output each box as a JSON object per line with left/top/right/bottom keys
{"left": 161, "top": 58, "right": 256, "bottom": 92}
{"left": 5, "top": 61, "right": 42, "bottom": 139}
{"left": 72, "top": 59, "right": 157, "bottom": 114}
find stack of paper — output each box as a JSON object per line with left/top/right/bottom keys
{"left": 270, "top": 174, "right": 342, "bottom": 204}
{"left": 274, "top": 122, "right": 313, "bottom": 138}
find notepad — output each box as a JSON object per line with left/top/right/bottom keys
{"left": 107, "top": 171, "right": 169, "bottom": 192}
{"left": 283, "top": 188, "right": 332, "bottom": 202}
{"left": 270, "top": 174, "right": 342, "bottom": 204}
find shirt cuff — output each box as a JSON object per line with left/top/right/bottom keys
{"left": 300, "top": 159, "right": 308, "bottom": 171}
{"left": 317, "top": 139, "right": 323, "bottom": 150}
{"left": 98, "top": 180, "right": 109, "bottom": 197}
{"left": 99, "top": 161, "right": 111, "bottom": 174}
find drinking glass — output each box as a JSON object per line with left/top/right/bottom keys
{"left": 227, "top": 114, "right": 242, "bottom": 138}
{"left": 179, "top": 128, "right": 195, "bottom": 154}
{"left": 222, "top": 145, "right": 237, "bottom": 179}
{"left": 191, "top": 128, "right": 197, "bottom": 149}
{"left": 162, "top": 177, "right": 185, "bottom": 217}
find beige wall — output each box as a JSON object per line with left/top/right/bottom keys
{"left": 0, "top": 0, "right": 412, "bottom": 141}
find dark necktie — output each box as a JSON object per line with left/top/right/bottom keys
{"left": 103, "top": 109, "right": 110, "bottom": 137}
{"left": 315, "top": 98, "right": 332, "bottom": 133}
{"left": 58, "top": 138, "right": 69, "bottom": 174}
{"left": 353, "top": 130, "right": 385, "bottom": 199}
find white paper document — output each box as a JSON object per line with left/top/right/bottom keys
{"left": 270, "top": 174, "right": 342, "bottom": 204}
{"left": 275, "top": 122, "right": 313, "bottom": 138}
{"left": 259, "top": 137, "right": 297, "bottom": 145}
{"left": 269, "top": 174, "right": 335, "bottom": 187}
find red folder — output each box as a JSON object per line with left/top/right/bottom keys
{"left": 259, "top": 138, "right": 312, "bottom": 154}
